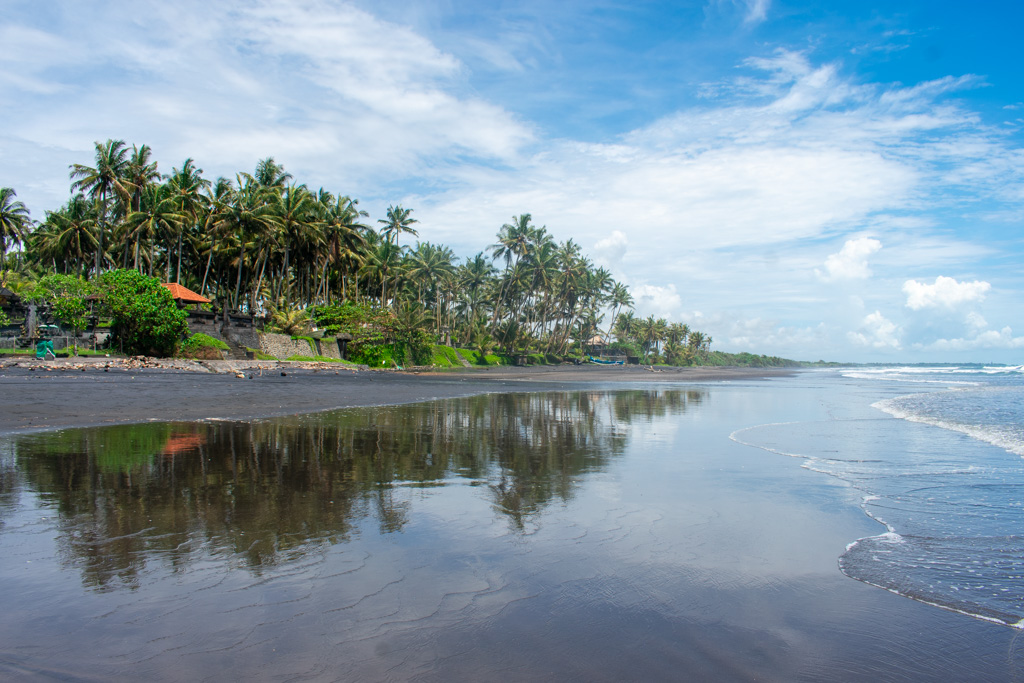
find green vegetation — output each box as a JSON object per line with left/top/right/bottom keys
{"left": 703, "top": 350, "right": 803, "bottom": 367}
{"left": 285, "top": 354, "right": 354, "bottom": 364}
{"left": 2, "top": 142, "right": 733, "bottom": 365}
{"left": 183, "top": 332, "right": 229, "bottom": 351}
{"left": 100, "top": 269, "right": 187, "bottom": 356}
{"left": 179, "top": 332, "right": 229, "bottom": 358}
{"left": 430, "top": 344, "right": 463, "bottom": 367}
{"left": 246, "top": 347, "right": 277, "bottom": 361}
{"left": 32, "top": 274, "right": 89, "bottom": 339}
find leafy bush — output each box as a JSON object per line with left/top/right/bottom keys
{"left": 607, "top": 341, "right": 640, "bottom": 358}
{"left": 430, "top": 345, "right": 463, "bottom": 367}
{"left": 32, "top": 274, "right": 89, "bottom": 335}
{"left": 268, "top": 304, "right": 311, "bottom": 335}
{"left": 99, "top": 269, "right": 188, "bottom": 356}
{"left": 179, "top": 332, "right": 229, "bottom": 358}
{"left": 310, "top": 302, "right": 380, "bottom": 336}
{"left": 351, "top": 343, "right": 395, "bottom": 368}
{"left": 182, "top": 332, "right": 229, "bottom": 351}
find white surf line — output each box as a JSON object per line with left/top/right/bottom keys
{"left": 872, "top": 394, "right": 1024, "bottom": 457}
{"left": 728, "top": 422, "right": 808, "bottom": 459}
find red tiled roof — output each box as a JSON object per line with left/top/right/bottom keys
{"left": 162, "top": 282, "right": 211, "bottom": 304}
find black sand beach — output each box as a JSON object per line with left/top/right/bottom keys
{"left": 0, "top": 359, "right": 794, "bottom": 435}
{"left": 3, "top": 362, "right": 1022, "bottom": 682}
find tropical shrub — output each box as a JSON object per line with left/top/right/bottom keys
{"left": 179, "top": 332, "right": 229, "bottom": 359}
{"left": 32, "top": 274, "right": 90, "bottom": 337}
{"left": 99, "top": 269, "right": 187, "bottom": 356}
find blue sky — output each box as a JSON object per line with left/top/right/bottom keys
{"left": 3, "top": 0, "right": 1024, "bottom": 363}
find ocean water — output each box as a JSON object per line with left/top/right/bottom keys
{"left": 733, "top": 365, "right": 1024, "bottom": 627}
{"left": 3, "top": 377, "right": 1024, "bottom": 680}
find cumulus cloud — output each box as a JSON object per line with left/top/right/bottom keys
{"left": 631, "top": 284, "right": 682, "bottom": 318}
{"left": 593, "top": 230, "right": 628, "bottom": 270}
{"left": 3, "top": 0, "right": 533, "bottom": 206}
{"left": 922, "top": 327, "right": 1024, "bottom": 351}
{"left": 848, "top": 311, "right": 901, "bottom": 349}
{"left": 816, "top": 236, "right": 882, "bottom": 281}
{"left": 903, "top": 276, "right": 991, "bottom": 310}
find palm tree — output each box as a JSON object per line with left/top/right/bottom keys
{"left": 33, "top": 195, "right": 97, "bottom": 277}
{"left": 120, "top": 185, "right": 184, "bottom": 274}
{"left": 0, "top": 188, "right": 32, "bottom": 272}
{"left": 458, "top": 252, "right": 496, "bottom": 335}
{"left": 377, "top": 205, "right": 418, "bottom": 308}
{"left": 378, "top": 205, "right": 419, "bottom": 248}
{"left": 70, "top": 139, "right": 133, "bottom": 277}
{"left": 198, "top": 176, "right": 235, "bottom": 297}
{"left": 320, "top": 193, "right": 368, "bottom": 302}
{"left": 274, "top": 184, "right": 321, "bottom": 302}
{"left": 406, "top": 242, "right": 456, "bottom": 339}
{"left": 490, "top": 214, "right": 537, "bottom": 323}
{"left": 688, "top": 331, "right": 710, "bottom": 364}
{"left": 126, "top": 144, "right": 161, "bottom": 214}
{"left": 636, "top": 315, "right": 666, "bottom": 364}
{"left": 165, "top": 158, "right": 210, "bottom": 283}
{"left": 360, "top": 240, "right": 402, "bottom": 308}
{"left": 212, "top": 174, "right": 282, "bottom": 310}
{"left": 614, "top": 310, "right": 637, "bottom": 343}
{"left": 254, "top": 157, "right": 292, "bottom": 189}
{"left": 607, "top": 282, "right": 633, "bottom": 338}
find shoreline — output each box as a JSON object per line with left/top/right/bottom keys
{"left": 0, "top": 357, "right": 797, "bottom": 435}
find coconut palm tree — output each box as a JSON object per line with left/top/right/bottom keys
{"left": 254, "top": 157, "right": 292, "bottom": 189}
{"left": 33, "top": 195, "right": 97, "bottom": 277}
{"left": 165, "top": 158, "right": 210, "bottom": 283}
{"left": 378, "top": 205, "right": 419, "bottom": 248}
{"left": 120, "top": 184, "right": 185, "bottom": 275}
{"left": 274, "top": 184, "right": 322, "bottom": 302}
{"left": 377, "top": 205, "right": 418, "bottom": 308}
{"left": 360, "top": 240, "right": 402, "bottom": 308}
{"left": 320, "top": 193, "right": 368, "bottom": 302}
{"left": 606, "top": 282, "right": 633, "bottom": 337}
{"left": 69, "top": 139, "right": 133, "bottom": 276}
{"left": 0, "top": 187, "right": 32, "bottom": 273}
{"left": 458, "top": 252, "right": 496, "bottom": 334}
{"left": 213, "top": 174, "right": 282, "bottom": 310}
{"left": 126, "top": 144, "right": 161, "bottom": 214}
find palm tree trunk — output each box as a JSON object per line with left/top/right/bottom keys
{"left": 201, "top": 247, "right": 214, "bottom": 296}
{"left": 176, "top": 232, "right": 183, "bottom": 284}
{"left": 233, "top": 248, "right": 245, "bottom": 310}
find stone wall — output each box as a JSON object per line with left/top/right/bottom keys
{"left": 311, "top": 337, "right": 342, "bottom": 359}
{"left": 224, "top": 327, "right": 262, "bottom": 353}
{"left": 219, "top": 330, "right": 345, "bottom": 360}
{"left": 258, "top": 332, "right": 317, "bottom": 359}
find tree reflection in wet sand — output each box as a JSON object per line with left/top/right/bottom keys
{"left": 10, "top": 389, "right": 705, "bottom": 590}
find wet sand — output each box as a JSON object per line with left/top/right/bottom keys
{"left": 3, "top": 363, "right": 1023, "bottom": 681}
{"left": 0, "top": 359, "right": 795, "bottom": 435}
{"left": 2, "top": 369, "right": 1022, "bottom": 682}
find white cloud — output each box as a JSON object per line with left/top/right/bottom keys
{"left": 593, "top": 230, "right": 628, "bottom": 270}
{"left": 4, "top": 0, "right": 533, "bottom": 207}
{"left": 742, "top": 0, "right": 771, "bottom": 25}
{"left": 817, "top": 236, "right": 882, "bottom": 281}
{"left": 966, "top": 311, "right": 988, "bottom": 332}
{"left": 848, "top": 311, "right": 901, "bottom": 349}
{"left": 923, "top": 327, "right": 1024, "bottom": 351}
{"left": 631, "top": 284, "right": 682, "bottom": 318}
{"left": 903, "top": 276, "right": 991, "bottom": 310}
